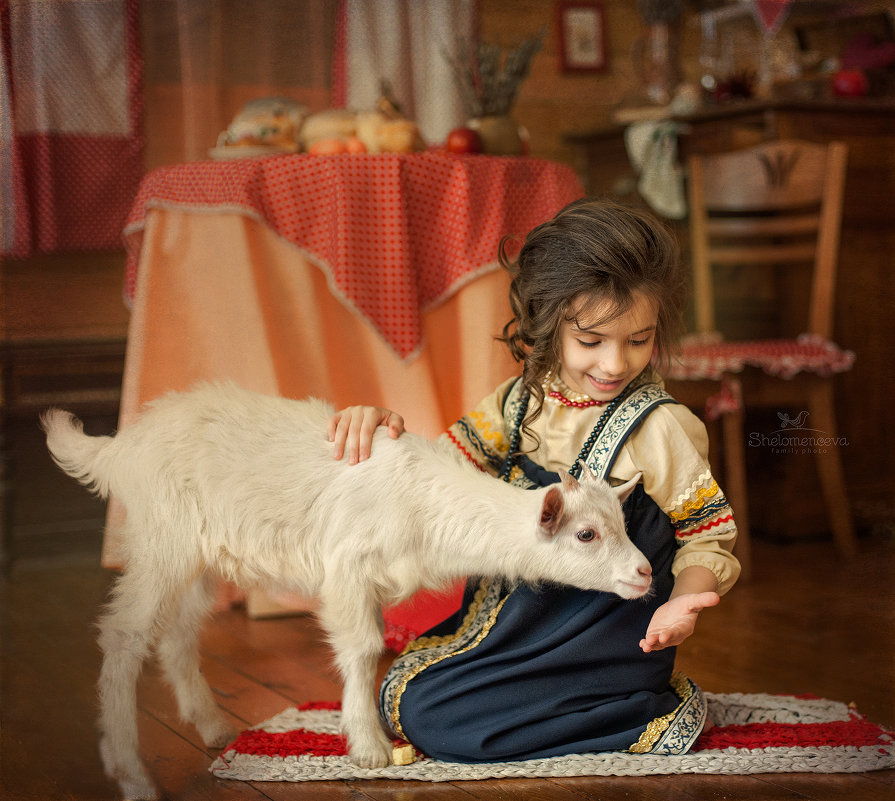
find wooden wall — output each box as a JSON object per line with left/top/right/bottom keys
{"left": 479, "top": 0, "right": 683, "bottom": 166}
{"left": 0, "top": 253, "right": 130, "bottom": 343}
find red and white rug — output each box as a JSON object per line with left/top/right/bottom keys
{"left": 210, "top": 693, "right": 894, "bottom": 782}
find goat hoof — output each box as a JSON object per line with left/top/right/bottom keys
{"left": 113, "top": 772, "right": 158, "bottom": 800}
{"left": 349, "top": 738, "right": 393, "bottom": 769}
{"left": 99, "top": 737, "right": 158, "bottom": 800}
{"left": 200, "top": 722, "right": 238, "bottom": 749}
{"left": 118, "top": 780, "right": 159, "bottom": 801}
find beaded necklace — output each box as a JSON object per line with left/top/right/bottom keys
{"left": 542, "top": 370, "right": 606, "bottom": 408}
{"left": 499, "top": 382, "right": 635, "bottom": 483}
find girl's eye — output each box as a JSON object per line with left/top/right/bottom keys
{"left": 576, "top": 528, "right": 598, "bottom": 542}
{"left": 630, "top": 337, "right": 652, "bottom": 347}
{"left": 577, "top": 339, "right": 600, "bottom": 349}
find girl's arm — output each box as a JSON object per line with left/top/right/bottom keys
{"left": 327, "top": 406, "right": 405, "bottom": 464}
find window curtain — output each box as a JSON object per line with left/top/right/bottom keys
{"left": 341, "top": 0, "right": 476, "bottom": 145}
{"left": 141, "top": 0, "right": 338, "bottom": 168}
{"left": 0, "top": 0, "right": 476, "bottom": 257}
{"left": 0, "top": 0, "right": 143, "bottom": 256}
{"left": 144, "top": 0, "right": 475, "bottom": 167}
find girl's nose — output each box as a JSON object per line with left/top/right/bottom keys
{"left": 600, "top": 345, "right": 627, "bottom": 375}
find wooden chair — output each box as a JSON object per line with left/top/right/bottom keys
{"left": 667, "top": 139, "right": 857, "bottom": 577}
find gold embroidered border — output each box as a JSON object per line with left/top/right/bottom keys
{"left": 390, "top": 580, "right": 511, "bottom": 739}
{"left": 466, "top": 410, "right": 508, "bottom": 453}
{"left": 666, "top": 469, "right": 713, "bottom": 512}
{"left": 627, "top": 671, "right": 693, "bottom": 753}
{"left": 399, "top": 579, "right": 490, "bottom": 656}
{"left": 668, "top": 481, "right": 721, "bottom": 523}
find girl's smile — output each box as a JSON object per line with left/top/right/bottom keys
{"left": 558, "top": 291, "right": 659, "bottom": 404}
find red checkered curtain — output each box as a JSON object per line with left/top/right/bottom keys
{"left": 0, "top": 0, "right": 143, "bottom": 257}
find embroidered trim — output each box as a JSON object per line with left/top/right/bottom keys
{"left": 628, "top": 672, "right": 704, "bottom": 754}
{"left": 581, "top": 382, "right": 677, "bottom": 480}
{"left": 449, "top": 416, "right": 504, "bottom": 473}
{"left": 668, "top": 470, "right": 714, "bottom": 511}
{"left": 676, "top": 514, "right": 735, "bottom": 539}
{"left": 466, "top": 410, "right": 508, "bottom": 452}
{"left": 398, "top": 580, "right": 491, "bottom": 656}
{"left": 381, "top": 579, "right": 512, "bottom": 740}
{"left": 392, "top": 593, "right": 510, "bottom": 739}
{"left": 674, "top": 499, "right": 731, "bottom": 529}
{"left": 668, "top": 481, "right": 721, "bottom": 523}
{"left": 507, "top": 465, "right": 526, "bottom": 485}
{"left": 445, "top": 430, "right": 485, "bottom": 470}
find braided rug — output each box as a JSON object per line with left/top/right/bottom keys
{"left": 210, "top": 693, "right": 893, "bottom": 782}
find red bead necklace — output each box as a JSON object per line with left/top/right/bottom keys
{"left": 546, "top": 389, "right": 605, "bottom": 408}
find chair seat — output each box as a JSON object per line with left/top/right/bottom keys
{"left": 669, "top": 333, "right": 855, "bottom": 382}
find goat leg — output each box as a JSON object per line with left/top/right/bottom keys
{"left": 155, "top": 573, "right": 237, "bottom": 748}
{"left": 317, "top": 583, "right": 393, "bottom": 768}
{"left": 97, "top": 569, "right": 166, "bottom": 800}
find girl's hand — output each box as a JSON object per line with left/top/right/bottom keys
{"left": 327, "top": 406, "right": 405, "bottom": 465}
{"left": 639, "top": 591, "right": 719, "bottom": 653}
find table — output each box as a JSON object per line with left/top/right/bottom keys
{"left": 104, "top": 152, "right": 583, "bottom": 642}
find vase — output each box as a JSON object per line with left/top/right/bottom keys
{"left": 467, "top": 115, "right": 528, "bottom": 156}
{"left": 634, "top": 23, "right": 681, "bottom": 106}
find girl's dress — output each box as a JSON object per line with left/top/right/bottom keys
{"left": 379, "top": 369, "right": 740, "bottom": 763}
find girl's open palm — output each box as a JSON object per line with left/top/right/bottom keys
{"left": 639, "top": 591, "right": 720, "bottom": 653}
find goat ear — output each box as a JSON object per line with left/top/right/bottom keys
{"left": 613, "top": 472, "right": 642, "bottom": 504}
{"left": 539, "top": 486, "right": 565, "bottom": 538}
{"left": 560, "top": 471, "right": 579, "bottom": 492}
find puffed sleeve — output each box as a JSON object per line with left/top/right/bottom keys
{"left": 436, "top": 376, "right": 519, "bottom": 478}
{"left": 612, "top": 403, "right": 741, "bottom": 595}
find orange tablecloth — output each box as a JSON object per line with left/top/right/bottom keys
{"left": 106, "top": 153, "right": 584, "bottom": 641}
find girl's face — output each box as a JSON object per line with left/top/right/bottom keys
{"left": 558, "top": 290, "right": 658, "bottom": 404}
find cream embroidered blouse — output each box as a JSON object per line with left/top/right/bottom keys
{"left": 442, "top": 374, "right": 741, "bottom": 596}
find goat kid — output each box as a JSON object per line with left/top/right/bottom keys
{"left": 42, "top": 382, "right": 652, "bottom": 800}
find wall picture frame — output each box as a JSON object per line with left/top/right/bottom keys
{"left": 556, "top": 2, "right": 608, "bottom": 73}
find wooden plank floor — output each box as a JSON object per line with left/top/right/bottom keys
{"left": 1, "top": 412, "right": 893, "bottom": 800}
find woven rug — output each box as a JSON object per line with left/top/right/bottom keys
{"left": 210, "top": 693, "right": 894, "bottom": 782}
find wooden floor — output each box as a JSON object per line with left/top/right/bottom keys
{"left": 1, "top": 411, "right": 893, "bottom": 800}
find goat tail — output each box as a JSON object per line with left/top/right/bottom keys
{"left": 40, "top": 408, "right": 115, "bottom": 499}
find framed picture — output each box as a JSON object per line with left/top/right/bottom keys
{"left": 556, "top": 2, "right": 608, "bottom": 73}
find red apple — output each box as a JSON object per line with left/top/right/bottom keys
{"left": 445, "top": 127, "right": 482, "bottom": 154}
{"left": 831, "top": 69, "right": 868, "bottom": 98}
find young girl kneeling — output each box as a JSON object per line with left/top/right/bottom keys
{"left": 329, "top": 199, "right": 740, "bottom": 762}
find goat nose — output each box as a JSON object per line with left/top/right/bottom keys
{"left": 638, "top": 564, "right": 652, "bottom": 579}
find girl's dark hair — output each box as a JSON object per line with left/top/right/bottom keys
{"left": 498, "top": 198, "right": 685, "bottom": 430}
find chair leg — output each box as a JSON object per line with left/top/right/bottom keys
{"left": 0, "top": 352, "right": 12, "bottom": 573}
{"left": 809, "top": 382, "right": 857, "bottom": 558}
{"left": 721, "top": 406, "right": 752, "bottom": 581}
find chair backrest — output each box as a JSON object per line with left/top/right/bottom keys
{"left": 687, "top": 139, "right": 848, "bottom": 340}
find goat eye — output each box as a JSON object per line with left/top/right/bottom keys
{"left": 576, "top": 528, "right": 597, "bottom": 542}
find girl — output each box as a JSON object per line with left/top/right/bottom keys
{"left": 329, "top": 199, "right": 740, "bottom": 761}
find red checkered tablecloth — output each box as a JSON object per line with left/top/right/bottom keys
{"left": 123, "top": 152, "right": 584, "bottom": 360}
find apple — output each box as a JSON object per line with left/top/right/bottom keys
{"left": 308, "top": 138, "right": 348, "bottom": 155}
{"left": 445, "top": 127, "right": 482, "bottom": 154}
{"left": 344, "top": 136, "right": 368, "bottom": 153}
{"left": 831, "top": 70, "right": 868, "bottom": 98}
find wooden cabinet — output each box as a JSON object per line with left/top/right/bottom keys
{"left": 567, "top": 100, "right": 895, "bottom": 537}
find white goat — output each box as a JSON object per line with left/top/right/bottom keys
{"left": 42, "top": 382, "right": 652, "bottom": 800}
